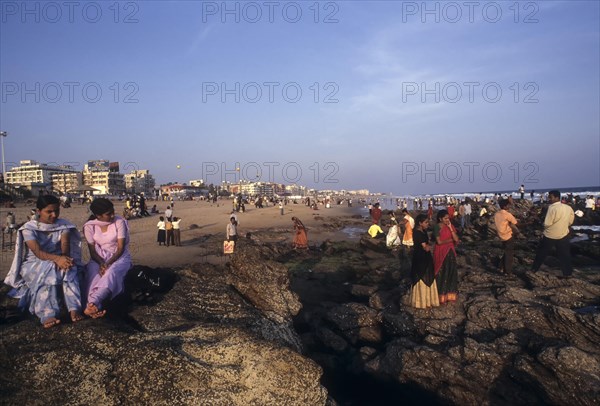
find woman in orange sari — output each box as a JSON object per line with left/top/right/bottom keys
{"left": 292, "top": 217, "right": 308, "bottom": 249}
{"left": 433, "top": 210, "right": 459, "bottom": 304}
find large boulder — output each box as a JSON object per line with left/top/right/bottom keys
{"left": 228, "top": 242, "right": 302, "bottom": 324}
{"left": 0, "top": 263, "right": 328, "bottom": 405}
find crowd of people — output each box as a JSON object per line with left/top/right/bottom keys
{"left": 366, "top": 189, "right": 583, "bottom": 311}
{"left": 2, "top": 187, "right": 594, "bottom": 328}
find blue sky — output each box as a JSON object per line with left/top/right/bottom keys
{"left": 1, "top": 0, "right": 599, "bottom": 195}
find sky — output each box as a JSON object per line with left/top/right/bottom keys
{"left": 1, "top": 0, "right": 599, "bottom": 195}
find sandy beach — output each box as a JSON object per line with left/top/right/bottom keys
{"left": 1, "top": 199, "right": 365, "bottom": 278}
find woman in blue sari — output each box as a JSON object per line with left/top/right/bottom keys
{"left": 4, "top": 195, "right": 84, "bottom": 328}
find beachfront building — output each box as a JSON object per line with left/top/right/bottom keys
{"left": 125, "top": 169, "right": 156, "bottom": 196}
{"left": 189, "top": 179, "right": 205, "bottom": 188}
{"left": 285, "top": 184, "right": 307, "bottom": 196}
{"left": 160, "top": 184, "right": 203, "bottom": 199}
{"left": 236, "top": 181, "right": 283, "bottom": 197}
{"left": 5, "top": 160, "right": 80, "bottom": 195}
{"left": 52, "top": 172, "right": 83, "bottom": 194}
{"left": 83, "top": 160, "right": 125, "bottom": 196}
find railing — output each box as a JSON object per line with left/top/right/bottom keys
{"left": 0, "top": 183, "right": 27, "bottom": 200}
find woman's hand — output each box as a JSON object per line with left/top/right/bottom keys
{"left": 54, "top": 255, "right": 74, "bottom": 270}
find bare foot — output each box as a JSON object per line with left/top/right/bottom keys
{"left": 70, "top": 310, "right": 85, "bottom": 323}
{"left": 84, "top": 303, "right": 106, "bottom": 319}
{"left": 43, "top": 317, "right": 61, "bottom": 329}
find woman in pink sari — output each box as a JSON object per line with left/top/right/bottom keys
{"left": 83, "top": 198, "right": 132, "bottom": 318}
{"left": 433, "top": 210, "right": 459, "bottom": 304}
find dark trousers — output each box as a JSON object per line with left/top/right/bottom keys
{"left": 532, "top": 236, "right": 572, "bottom": 276}
{"left": 501, "top": 237, "right": 514, "bottom": 274}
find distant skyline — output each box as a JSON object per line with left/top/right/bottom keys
{"left": 1, "top": 1, "right": 599, "bottom": 195}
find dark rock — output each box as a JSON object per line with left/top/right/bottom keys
{"left": 325, "top": 303, "right": 383, "bottom": 345}
{"left": 228, "top": 242, "right": 302, "bottom": 323}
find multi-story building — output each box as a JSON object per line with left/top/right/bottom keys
{"left": 52, "top": 172, "right": 83, "bottom": 194}
{"left": 83, "top": 160, "right": 125, "bottom": 196}
{"left": 6, "top": 160, "right": 79, "bottom": 195}
{"left": 125, "top": 169, "right": 156, "bottom": 195}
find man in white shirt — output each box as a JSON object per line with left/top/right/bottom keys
{"left": 532, "top": 190, "right": 575, "bottom": 277}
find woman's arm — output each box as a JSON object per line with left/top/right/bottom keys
{"left": 101, "top": 238, "right": 126, "bottom": 274}
{"left": 25, "top": 238, "right": 73, "bottom": 270}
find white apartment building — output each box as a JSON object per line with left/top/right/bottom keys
{"left": 6, "top": 160, "right": 79, "bottom": 194}
{"left": 83, "top": 161, "right": 125, "bottom": 196}
{"left": 125, "top": 169, "right": 156, "bottom": 195}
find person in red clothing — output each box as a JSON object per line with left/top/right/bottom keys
{"left": 371, "top": 203, "right": 382, "bottom": 224}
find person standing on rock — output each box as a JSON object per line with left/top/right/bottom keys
{"left": 292, "top": 217, "right": 308, "bottom": 249}
{"left": 371, "top": 203, "right": 382, "bottom": 225}
{"left": 433, "top": 210, "right": 460, "bottom": 304}
{"left": 531, "top": 190, "right": 575, "bottom": 278}
{"left": 410, "top": 214, "right": 440, "bottom": 309}
{"left": 226, "top": 216, "right": 238, "bottom": 243}
{"left": 494, "top": 199, "right": 518, "bottom": 275}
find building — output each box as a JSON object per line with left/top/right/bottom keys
{"left": 52, "top": 172, "right": 83, "bottom": 194}
{"left": 125, "top": 169, "right": 156, "bottom": 195}
{"left": 83, "top": 160, "right": 125, "bottom": 196}
{"left": 160, "top": 184, "right": 202, "bottom": 199}
{"left": 5, "top": 160, "right": 79, "bottom": 195}
{"left": 189, "top": 179, "right": 205, "bottom": 188}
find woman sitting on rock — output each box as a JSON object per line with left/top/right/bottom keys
{"left": 4, "top": 195, "right": 84, "bottom": 328}
{"left": 83, "top": 198, "right": 132, "bottom": 318}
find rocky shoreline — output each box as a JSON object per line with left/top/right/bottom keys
{"left": 1, "top": 200, "right": 599, "bottom": 405}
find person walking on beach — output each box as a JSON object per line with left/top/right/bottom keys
{"left": 433, "top": 210, "right": 459, "bottom": 304}
{"left": 410, "top": 214, "right": 440, "bottom": 309}
{"left": 531, "top": 190, "right": 575, "bottom": 277}
{"left": 494, "top": 199, "right": 518, "bottom": 275}
{"left": 292, "top": 217, "right": 308, "bottom": 249}
{"left": 519, "top": 185, "right": 525, "bottom": 200}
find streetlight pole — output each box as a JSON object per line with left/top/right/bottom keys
{"left": 0, "top": 131, "right": 7, "bottom": 179}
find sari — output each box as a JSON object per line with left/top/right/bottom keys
{"left": 402, "top": 214, "right": 415, "bottom": 246}
{"left": 386, "top": 224, "right": 401, "bottom": 248}
{"left": 83, "top": 216, "right": 132, "bottom": 310}
{"left": 4, "top": 219, "right": 83, "bottom": 324}
{"left": 293, "top": 219, "right": 308, "bottom": 249}
{"left": 433, "top": 223, "right": 458, "bottom": 304}
{"left": 410, "top": 229, "right": 439, "bottom": 309}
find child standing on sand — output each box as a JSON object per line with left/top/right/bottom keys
{"left": 157, "top": 216, "right": 166, "bottom": 246}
